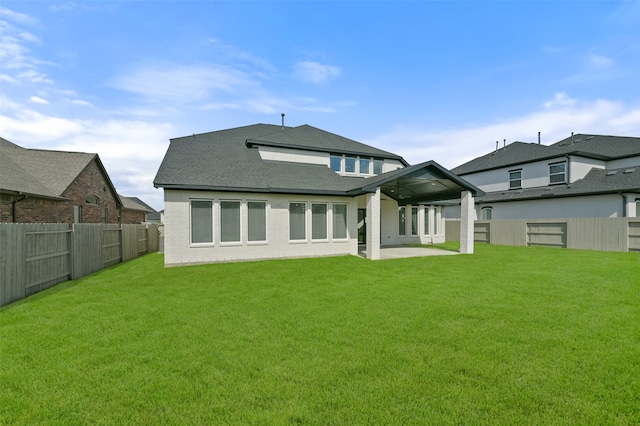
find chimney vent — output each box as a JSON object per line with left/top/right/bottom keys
{"left": 538, "top": 131, "right": 541, "bottom": 144}
{"left": 281, "top": 113, "right": 285, "bottom": 130}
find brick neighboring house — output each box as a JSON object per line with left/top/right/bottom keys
{"left": 119, "top": 195, "right": 155, "bottom": 224}
{"left": 0, "top": 137, "right": 124, "bottom": 224}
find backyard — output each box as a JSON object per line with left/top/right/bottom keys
{"left": 1, "top": 244, "right": 639, "bottom": 424}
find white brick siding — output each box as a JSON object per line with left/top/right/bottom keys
{"left": 164, "top": 189, "right": 358, "bottom": 266}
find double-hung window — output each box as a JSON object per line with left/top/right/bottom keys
{"left": 220, "top": 201, "right": 241, "bottom": 243}
{"left": 433, "top": 206, "right": 440, "bottom": 235}
{"left": 398, "top": 207, "right": 406, "bottom": 236}
{"left": 312, "top": 203, "right": 328, "bottom": 240}
{"left": 248, "top": 201, "right": 267, "bottom": 242}
{"left": 191, "top": 200, "right": 213, "bottom": 244}
{"left": 332, "top": 204, "right": 348, "bottom": 239}
{"left": 549, "top": 162, "right": 567, "bottom": 185}
{"left": 509, "top": 169, "right": 522, "bottom": 189}
{"left": 289, "top": 203, "right": 306, "bottom": 241}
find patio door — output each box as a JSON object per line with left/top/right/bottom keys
{"left": 358, "top": 209, "right": 366, "bottom": 244}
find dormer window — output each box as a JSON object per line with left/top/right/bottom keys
{"left": 373, "top": 159, "right": 384, "bottom": 174}
{"left": 509, "top": 169, "right": 522, "bottom": 189}
{"left": 549, "top": 162, "right": 567, "bottom": 185}
{"left": 86, "top": 195, "right": 99, "bottom": 205}
{"left": 330, "top": 154, "right": 385, "bottom": 176}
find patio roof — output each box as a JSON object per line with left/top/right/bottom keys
{"left": 350, "top": 161, "right": 484, "bottom": 205}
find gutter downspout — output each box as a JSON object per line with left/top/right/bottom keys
{"left": 12, "top": 194, "right": 27, "bottom": 223}
{"left": 565, "top": 154, "right": 571, "bottom": 183}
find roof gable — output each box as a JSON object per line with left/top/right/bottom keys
{"left": 551, "top": 134, "right": 640, "bottom": 159}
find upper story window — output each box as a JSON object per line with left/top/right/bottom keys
{"left": 373, "top": 159, "right": 384, "bottom": 175}
{"left": 344, "top": 156, "right": 357, "bottom": 173}
{"left": 330, "top": 155, "right": 342, "bottom": 172}
{"left": 549, "top": 162, "right": 567, "bottom": 185}
{"left": 509, "top": 169, "right": 522, "bottom": 189}
{"left": 86, "top": 195, "right": 99, "bottom": 204}
{"left": 330, "top": 155, "right": 385, "bottom": 176}
{"left": 359, "top": 158, "right": 371, "bottom": 175}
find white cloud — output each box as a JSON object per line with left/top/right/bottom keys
{"left": 588, "top": 54, "right": 614, "bottom": 68}
{"left": 292, "top": 61, "right": 342, "bottom": 85}
{"left": 110, "top": 64, "right": 259, "bottom": 103}
{"left": 71, "top": 99, "right": 93, "bottom": 107}
{"left": 543, "top": 92, "right": 576, "bottom": 108}
{"left": 366, "top": 98, "right": 640, "bottom": 169}
{"left": 29, "top": 95, "right": 48, "bottom": 104}
{"left": 0, "top": 6, "right": 39, "bottom": 26}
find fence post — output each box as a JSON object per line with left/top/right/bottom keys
{"left": 69, "top": 223, "right": 75, "bottom": 279}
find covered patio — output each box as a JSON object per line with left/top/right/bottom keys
{"left": 350, "top": 161, "right": 484, "bottom": 260}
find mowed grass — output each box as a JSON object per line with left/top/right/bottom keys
{"left": 1, "top": 245, "right": 639, "bottom": 424}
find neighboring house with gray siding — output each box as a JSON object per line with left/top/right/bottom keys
{"left": 448, "top": 134, "right": 640, "bottom": 220}
{"left": 154, "top": 123, "right": 482, "bottom": 265}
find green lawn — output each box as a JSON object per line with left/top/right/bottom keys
{"left": 1, "top": 245, "right": 639, "bottom": 424}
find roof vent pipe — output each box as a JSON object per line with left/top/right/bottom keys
{"left": 571, "top": 132, "right": 574, "bottom": 145}
{"left": 503, "top": 139, "right": 506, "bottom": 148}
{"left": 281, "top": 113, "right": 285, "bottom": 130}
{"left": 538, "top": 131, "right": 541, "bottom": 144}
{"left": 495, "top": 141, "right": 498, "bottom": 152}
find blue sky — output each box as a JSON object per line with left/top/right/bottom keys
{"left": 2, "top": 1, "right": 640, "bottom": 210}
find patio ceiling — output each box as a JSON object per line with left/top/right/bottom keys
{"left": 352, "top": 161, "right": 484, "bottom": 205}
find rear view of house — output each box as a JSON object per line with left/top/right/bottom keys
{"left": 154, "top": 123, "right": 482, "bottom": 265}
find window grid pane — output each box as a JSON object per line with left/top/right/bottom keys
{"left": 549, "top": 163, "right": 566, "bottom": 184}
{"left": 312, "top": 204, "right": 328, "bottom": 240}
{"left": 191, "top": 201, "right": 213, "bottom": 243}
{"left": 509, "top": 170, "right": 522, "bottom": 189}
{"left": 248, "top": 202, "right": 266, "bottom": 242}
{"left": 434, "top": 207, "right": 439, "bottom": 235}
{"left": 333, "top": 204, "right": 347, "bottom": 239}
{"left": 220, "top": 201, "right": 240, "bottom": 242}
{"left": 289, "top": 203, "right": 306, "bottom": 240}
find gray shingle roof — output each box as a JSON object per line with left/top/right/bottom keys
{"left": 0, "top": 138, "right": 121, "bottom": 205}
{"left": 154, "top": 124, "right": 406, "bottom": 194}
{"left": 246, "top": 124, "right": 406, "bottom": 161}
{"left": 477, "top": 166, "right": 640, "bottom": 204}
{"left": 119, "top": 195, "right": 154, "bottom": 212}
{"left": 452, "top": 134, "right": 640, "bottom": 175}
{"left": 1, "top": 140, "right": 96, "bottom": 198}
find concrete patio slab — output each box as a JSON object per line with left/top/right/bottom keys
{"left": 358, "top": 245, "right": 460, "bottom": 260}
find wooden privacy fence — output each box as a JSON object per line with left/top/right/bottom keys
{"left": 0, "top": 223, "right": 159, "bottom": 307}
{"left": 446, "top": 218, "right": 640, "bottom": 252}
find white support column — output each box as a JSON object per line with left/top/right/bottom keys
{"left": 460, "top": 190, "right": 475, "bottom": 254}
{"left": 366, "top": 187, "right": 381, "bottom": 260}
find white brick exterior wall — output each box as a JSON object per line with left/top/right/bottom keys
{"left": 164, "top": 189, "right": 358, "bottom": 266}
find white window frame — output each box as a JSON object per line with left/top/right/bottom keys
{"left": 330, "top": 154, "right": 342, "bottom": 173}
{"left": 481, "top": 207, "right": 493, "bottom": 220}
{"left": 190, "top": 199, "right": 214, "bottom": 246}
{"left": 219, "top": 200, "right": 241, "bottom": 245}
{"left": 311, "top": 203, "right": 329, "bottom": 241}
{"left": 332, "top": 203, "right": 348, "bottom": 241}
{"left": 289, "top": 202, "right": 307, "bottom": 242}
{"left": 247, "top": 200, "right": 267, "bottom": 244}
{"left": 433, "top": 206, "right": 441, "bottom": 236}
{"left": 549, "top": 162, "right": 567, "bottom": 185}
{"left": 344, "top": 156, "right": 357, "bottom": 174}
{"left": 509, "top": 169, "right": 522, "bottom": 189}
{"left": 359, "top": 158, "right": 371, "bottom": 175}
{"left": 373, "top": 159, "right": 384, "bottom": 175}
